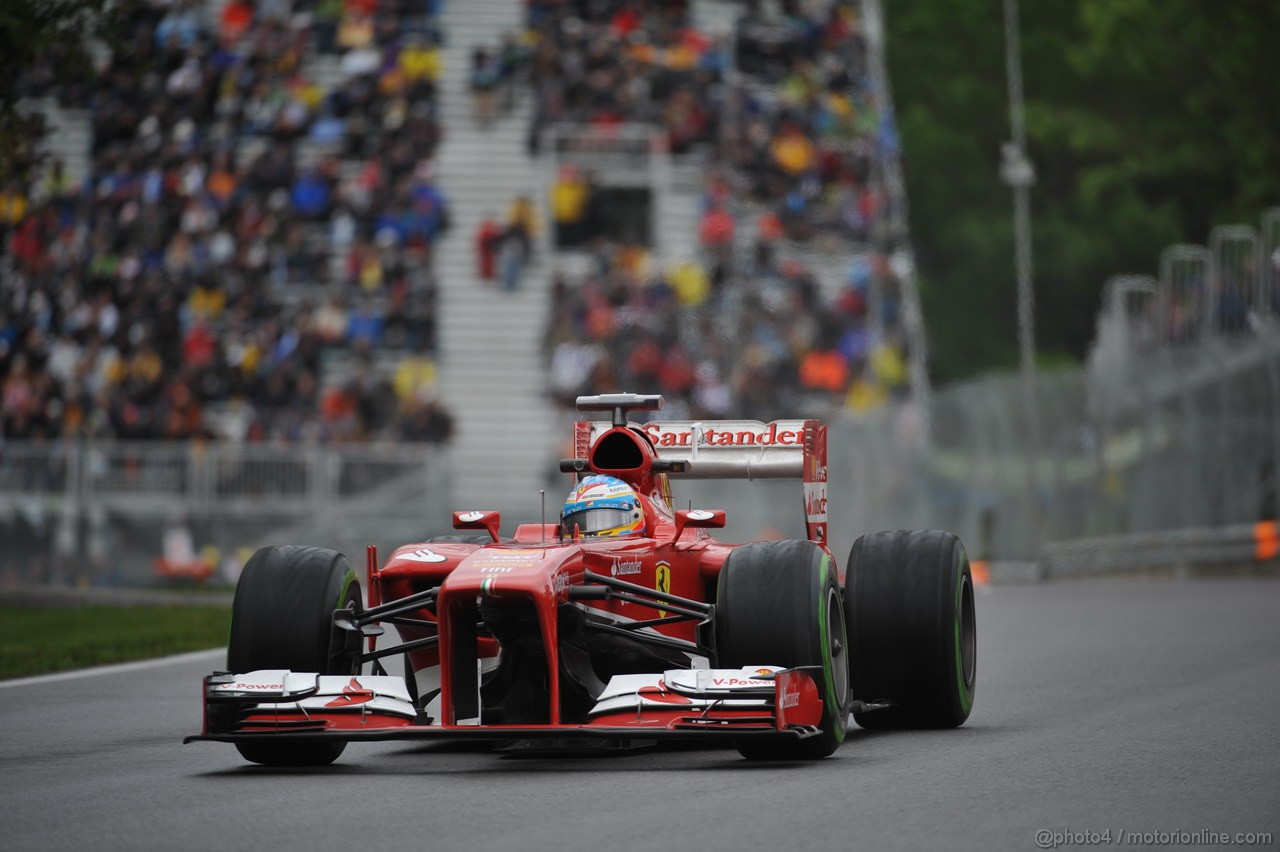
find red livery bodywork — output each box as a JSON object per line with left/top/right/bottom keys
{"left": 189, "top": 394, "right": 835, "bottom": 753}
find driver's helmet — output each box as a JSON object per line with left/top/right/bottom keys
{"left": 562, "top": 475, "right": 646, "bottom": 538}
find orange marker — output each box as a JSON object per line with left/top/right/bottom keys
{"left": 1255, "top": 521, "right": 1279, "bottom": 561}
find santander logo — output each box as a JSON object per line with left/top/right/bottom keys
{"left": 803, "top": 482, "right": 828, "bottom": 521}
{"left": 640, "top": 422, "right": 803, "bottom": 447}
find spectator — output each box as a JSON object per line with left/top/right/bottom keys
{"left": 498, "top": 228, "right": 525, "bottom": 292}
{"left": 475, "top": 214, "right": 502, "bottom": 281}
{"left": 3, "top": 0, "right": 455, "bottom": 445}
{"left": 399, "top": 397, "right": 453, "bottom": 443}
{"left": 550, "top": 165, "right": 589, "bottom": 248}
{"left": 470, "top": 47, "right": 501, "bottom": 127}
{"left": 506, "top": 193, "right": 539, "bottom": 260}
{"left": 799, "top": 347, "right": 849, "bottom": 393}
{"left": 291, "top": 167, "right": 333, "bottom": 220}
{"left": 698, "top": 202, "right": 735, "bottom": 267}
{"left": 219, "top": 0, "right": 254, "bottom": 45}
{"left": 398, "top": 32, "right": 442, "bottom": 88}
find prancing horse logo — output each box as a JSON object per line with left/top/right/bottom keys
{"left": 655, "top": 562, "right": 671, "bottom": 617}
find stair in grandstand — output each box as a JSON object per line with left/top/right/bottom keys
{"left": 198, "top": 0, "right": 232, "bottom": 30}
{"left": 431, "top": 0, "right": 566, "bottom": 519}
{"left": 28, "top": 98, "right": 91, "bottom": 194}
{"left": 658, "top": 160, "right": 706, "bottom": 264}
{"left": 692, "top": 0, "right": 744, "bottom": 33}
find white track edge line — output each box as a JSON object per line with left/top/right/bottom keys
{"left": 0, "top": 648, "right": 224, "bottom": 689}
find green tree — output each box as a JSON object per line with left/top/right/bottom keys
{"left": 0, "top": 0, "right": 123, "bottom": 182}
{"left": 885, "top": 0, "right": 1280, "bottom": 382}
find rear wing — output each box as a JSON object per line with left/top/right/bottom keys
{"left": 573, "top": 415, "right": 829, "bottom": 545}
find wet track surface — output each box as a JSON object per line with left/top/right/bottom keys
{"left": 2, "top": 578, "right": 1278, "bottom": 852}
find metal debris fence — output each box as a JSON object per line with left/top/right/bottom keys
{"left": 0, "top": 442, "right": 448, "bottom": 586}
{"left": 823, "top": 208, "right": 1280, "bottom": 562}
{"left": 4, "top": 209, "right": 1277, "bottom": 580}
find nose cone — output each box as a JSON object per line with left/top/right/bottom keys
{"left": 444, "top": 544, "right": 577, "bottom": 599}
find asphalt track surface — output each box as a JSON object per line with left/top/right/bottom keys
{"left": 2, "top": 579, "right": 1278, "bottom": 852}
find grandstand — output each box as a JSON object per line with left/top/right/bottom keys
{"left": 524, "top": 0, "right": 928, "bottom": 439}
{"left": 431, "top": 0, "right": 559, "bottom": 511}
{"left": 4, "top": 0, "right": 929, "bottom": 539}
{"left": 6, "top": 0, "right": 454, "bottom": 447}
{"left": 38, "top": 0, "right": 1260, "bottom": 583}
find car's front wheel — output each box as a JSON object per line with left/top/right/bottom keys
{"left": 716, "top": 540, "right": 851, "bottom": 759}
{"left": 227, "top": 545, "right": 362, "bottom": 766}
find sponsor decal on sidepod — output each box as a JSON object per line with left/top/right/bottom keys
{"left": 611, "top": 558, "right": 642, "bottom": 576}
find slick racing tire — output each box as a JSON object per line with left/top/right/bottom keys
{"left": 228, "top": 545, "right": 362, "bottom": 766}
{"left": 716, "top": 540, "right": 851, "bottom": 760}
{"left": 847, "top": 530, "right": 975, "bottom": 729}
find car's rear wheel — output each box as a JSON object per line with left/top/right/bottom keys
{"left": 847, "top": 530, "right": 975, "bottom": 729}
{"left": 228, "top": 545, "right": 362, "bottom": 766}
{"left": 716, "top": 540, "right": 850, "bottom": 759}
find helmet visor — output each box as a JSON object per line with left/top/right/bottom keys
{"left": 562, "top": 507, "right": 641, "bottom": 537}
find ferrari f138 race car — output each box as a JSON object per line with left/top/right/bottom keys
{"left": 186, "top": 393, "right": 976, "bottom": 763}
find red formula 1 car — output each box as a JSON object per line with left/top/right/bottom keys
{"left": 186, "top": 394, "right": 976, "bottom": 763}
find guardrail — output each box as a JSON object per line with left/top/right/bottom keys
{"left": 1038, "top": 522, "right": 1280, "bottom": 578}
{"left": 0, "top": 440, "right": 450, "bottom": 586}
{"left": 0, "top": 440, "right": 445, "bottom": 517}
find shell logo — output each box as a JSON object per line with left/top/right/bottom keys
{"left": 403, "top": 548, "right": 446, "bottom": 563}
{"left": 638, "top": 681, "right": 693, "bottom": 705}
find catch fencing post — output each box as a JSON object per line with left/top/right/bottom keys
{"left": 1209, "top": 225, "right": 1262, "bottom": 332}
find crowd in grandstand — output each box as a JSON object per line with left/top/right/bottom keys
{"left": 504, "top": 0, "right": 909, "bottom": 417}
{"left": 4, "top": 0, "right": 454, "bottom": 444}
{"left": 3, "top": 0, "right": 913, "bottom": 446}
{"left": 521, "top": 0, "right": 729, "bottom": 156}
{"left": 542, "top": 215, "right": 911, "bottom": 423}
{"left": 723, "top": 0, "right": 882, "bottom": 242}
{"left": 514, "top": 0, "right": 880, "bottom": 239}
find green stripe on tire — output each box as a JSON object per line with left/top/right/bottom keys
{"left": 954, "top": 553, "right": 973, "bottom": 714}
{"left": 817, "top": 553, "right": 846, "bottom": 743}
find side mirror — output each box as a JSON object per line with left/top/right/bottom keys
{"left": 674, "top": 509, "right": 726, "bottom": 542}
{"left": 452, "top": 511, "right": 502, "bottom": 543}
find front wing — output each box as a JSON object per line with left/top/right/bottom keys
{"left": 184, "top": 667, "right": 825, "bottom": 747}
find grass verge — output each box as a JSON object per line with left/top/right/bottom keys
{"left": 0, "top": 606, "right": 229, "bottom": 680}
